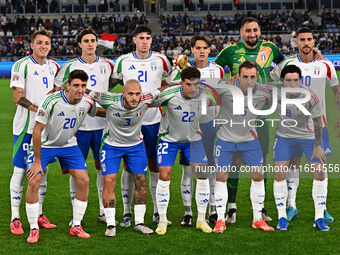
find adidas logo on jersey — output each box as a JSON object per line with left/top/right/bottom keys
{"left": 238, "top": 57, "right": 246, "bottom": 62}
{"left": 113, "top": 112, "right": 121, "bottom": 117}
{"left": 57, "top": 111, "right": 65, "bottom": 116}
{"left": 33, "top": 71, "right": 39, "bottom": 75}
{"left": 128, "top": 65, "right": 136, "bottom": 70}
{"left": 174, "top": 105, "right": 182, "bottom": 110}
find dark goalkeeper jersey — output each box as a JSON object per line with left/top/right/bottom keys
{"left": 215, "top": 40, "right": 284, "bottom": 83}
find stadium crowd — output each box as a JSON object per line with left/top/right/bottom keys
{"left": 0, "top": 12, "right": 148, "bottom": 36}
{"left": 160, "top": 10, "right": 340, "bottom": 34}
{"left": 1, "top": 10, "right": 340, "bottom": 60}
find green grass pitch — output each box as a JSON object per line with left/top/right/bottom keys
{"left": 0, "top": 73, "right": 340, "bottom": 255}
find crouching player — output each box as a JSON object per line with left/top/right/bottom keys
{"left": 25, "top": 70, "right": 97, "bottom": 243}
{"left": 213, "top": 61, "right": 274, "bottom": 233}
{"left": 273, "top": 65, "right": 329, "bottom": 231}
{"left": 89, "top": 79, "right": 160, "bottom": 237}
{"left": 155, "top": 67, "right": 212, "bottom": 235}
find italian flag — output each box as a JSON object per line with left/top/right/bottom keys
{"left": 98, "top": 33, "right": 117, "bottom": 49}
{"left": 290, "top": 31, "right": 297, "bottom": 38}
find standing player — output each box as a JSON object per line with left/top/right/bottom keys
{"left": 166, "top": 35, "right": 224, "bottom": 226}
{"left": 89, "top": 79, "right": 160, "bottom": 237}
{"left": 270, "top": 27, "right": 340, "bottom": 222}
{"left": 155, "top": 67, "right": 212, "bottom": 235}
{"left": 9, "top": 29, "right": 59, "bottom": 235}
{"left": 25, "top": 70, "right": 97, "bottom": 243}
{"left": 112, "top": 25, "right": 172, "bottom": 226}
{"left": 213, "top": 61, "right": 274, "bottom": 233}
{"left": 54, "top": 28, "right": 114, "bottom": 222}
{"left": 214, "top": 17, "right": 285, "bottom": 222}
{"left": 273, "top": 64, "right": 329, "bottom": 231}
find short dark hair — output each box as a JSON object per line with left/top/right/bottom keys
{"left": 31, "top": 29, "right": 51, "bottom": 42}
{"left": 68, "top": 69, "right": 89, "bottom": 84}
{"left": 190, "top": 34, "right": 211, "bottom": 48}
{"left": 239, "top": 61, "right": 258, "bottom": 75}
{"left": 296, "top": 27, "right": 314, "bottom": 37}
{"left": 133, "top": 25, "right": 152, "bottom": 37}
{"left": 77, "top": 28, "right": 98, "bottom": 43}
{"left": 241, "top": 17, "right": 260, "bottom": 29}
{"left": 280, "top": 64, "right": 302, "bottom": 79}
{"left": 180, "top": 67, "right": 201, "bottom": 81}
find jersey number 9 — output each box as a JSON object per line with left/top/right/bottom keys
{"left": 43, "top": 77, "right": 48, "bottom": 88}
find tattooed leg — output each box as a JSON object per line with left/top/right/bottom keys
{"left": 133, "top": 174, "right": 147, "bottom": 205}
{"left": 133, "top": 173, "right": 148, "bottom": 226}
{"left": 103, "top": 174, "right": 117, "bottom": 208}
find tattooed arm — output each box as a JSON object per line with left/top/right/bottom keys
{"left": 12, "top": 86, "right": 38, "bottom": 112}
{"left": 332, "top": 85, "right": 340, "bottom": 137}
{"left": 311, "top": 117, "right": 326, "bottom": 163}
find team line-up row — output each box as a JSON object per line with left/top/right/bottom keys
{"left": 9, "top": 18, "right": 340, "bottom": 243}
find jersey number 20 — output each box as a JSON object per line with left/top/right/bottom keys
{"left": 63, "top": 118, "right": 76, "bottom": 129}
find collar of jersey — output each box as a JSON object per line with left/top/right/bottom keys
{"left": 297, "top": 53, "right": 315, "bottom": 63}
{"left": 180, "top": 86, "right": 202, "bottom": 99}
{"left": 60, "top": 90, "right": 82, "bottom": 104}
{"left": 235, "top": 80, "right": 258, "bottom": 95}
{"left": 190, "top": 61, "right": 210, "bottom": 68}
{"left": 61, "top": 90, "right": 70, "bottom": 104}
{"left": 132, "top": 51, "right": 152, "bottom": 59}
{"left": 29, "top": 55, "right": 46, "bottom": 65}
{"left": 78, "top": 56, "right": 99, "bottom": 64}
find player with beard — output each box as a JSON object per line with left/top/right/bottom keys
{"left": 111, "top": 25, "right": 172, "bottom": 227}
{"left": 270, "top": 27, "right": 340, "bottom": 223}
{"left": 214, "top": 17, "right": 284, "bottom": 223}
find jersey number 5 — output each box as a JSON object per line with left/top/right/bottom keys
{"left": 90, "top": 75, "right": 97, "bottom": 86}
